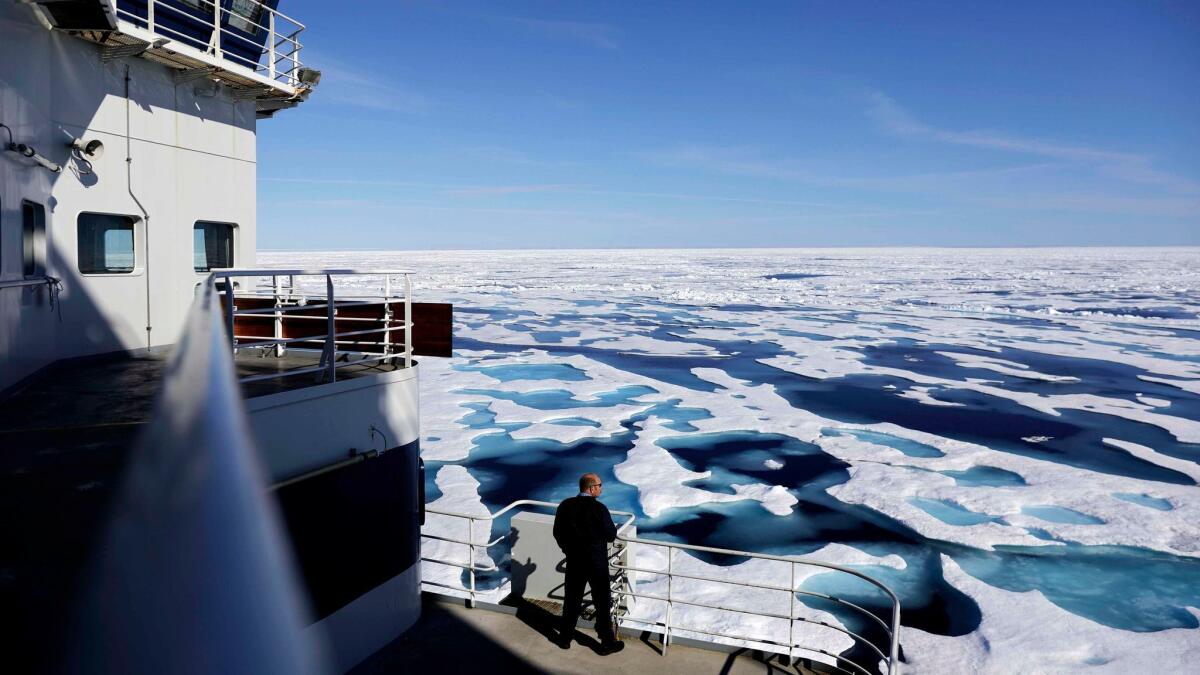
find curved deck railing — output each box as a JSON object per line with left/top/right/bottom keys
{"left": 113, "top": 0, "right": 307, "bottom": 90}
{"left": 210, "top": 268, "right": 414, "bottom": 385}
{"left": 422, "top": 500, "right": 901, "bottom": 675}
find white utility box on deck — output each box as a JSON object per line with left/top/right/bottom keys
{"left": 509, "top": 511, "right": 634, "bottom": 605}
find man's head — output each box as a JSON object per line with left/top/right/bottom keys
{"left": 579, "top": 472, "right": 603, "bottom": 496}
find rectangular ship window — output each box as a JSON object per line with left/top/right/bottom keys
{"left": 22, "top": 201, "right": 46, "bottom": 278}
{"left": 194, "top": 221, "right": 235, "bottom": 272}
{"left": 227, "top": 0, "right": 265, "bottom": 33}
{"left": 78, "top": 213, "right": 136, "bottom": 274}
{"left": 179, "top": 0, "right": 216, "bottom": 15}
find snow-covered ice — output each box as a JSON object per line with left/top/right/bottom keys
{"left": 262, "top": 247, "right": 1200, "bottom": 674}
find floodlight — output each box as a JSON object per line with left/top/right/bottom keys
{"left": 70, "top": 138, "right": 105, "bottom": 159}
{"left": 297, "top": 68, "right": 322, "bottom": 86}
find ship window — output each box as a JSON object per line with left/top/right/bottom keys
{"left": 194, "top": 221, "right": 235, "bottom": 272}
{"left": 78, "top": 213, "right": 136, "bottom": 274}
{"left": 22, "top": 201, "right": 46, "bottom": 278}
{"left": 228, "top": 0, "right": 265, "bottom": 33}
{"left": 179, "top": 0, "right": 216, "bottom": 16}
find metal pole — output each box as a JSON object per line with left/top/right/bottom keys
{"left": 467, "top": 516, "right": 476, "bottom": 608}
{"left": 273, "top": 275, "right": 284, "bottom": 357}
{"left": 325, "top": 274, "right": 336, "bottom": 383}
{"left": 147, "top": 0, "right": 155, "bottom": 32}
{"left": 788, "top": 562, "right": 796, "bottom": 666}
{"left": 404, "top": 274, "right": 412, "bottom": 369}
{"left": 890, "top": 600, "right": 901, "bottom": 675}
{"left": 268, "top": 11, "right": 276, "bottom": 80}
{"left": 383, "top": 274, "right": 392, "bottom": 361}
{"left": 222, "top": 276, "right": 235, "bottom": 349}
{"left": 212, "top": 0, "right": 221, "bottom": 58}
{"left": 664, "top": 547, "right": 672, "bottom": 656}
{"left": 291, "top": 39, "right": 300, "bottom": 87}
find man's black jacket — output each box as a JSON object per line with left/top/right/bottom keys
{"left": 553, "top": 495, "right": 618, "bottom": 565}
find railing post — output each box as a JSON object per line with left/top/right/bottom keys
{"left": 890, "top": 598, "right": 901, "bottom": 675}
{"left": 272, "top": 275, "right": 284, "bottom": 357}
{"left": 467, "top": 516, "right": 476, "bottom": 608}
{"left": 383, "top": 274, "right": 393, "bottom": 361}
{"left": 291, "top": 39, "right": 300, "bottom": 87}
{"left": 404, "top": 273, "right": 412, "bottom": 369}
{"left": 267, "top": 10, "right": 276, "bottom": 81}
{"left": 147, "top": 0, "right": 155, "bottom": 33}
{"left": 222, "top": 276, "right": 236, "bottom": 350}
{"left": 211, "top": 0, "right": 221, "bottom": 58}
{"left": 325, "top": 274, "right": 336, "bottom": 383}
{"left": 664, "top": 547, "right": 672, "bottom": 656}
{"left": 788, "top": 562, "right": 796, "bottom": 666}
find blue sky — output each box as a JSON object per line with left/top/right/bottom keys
{"left": 257, "top": 1, "right": 1200, "bottom": 249}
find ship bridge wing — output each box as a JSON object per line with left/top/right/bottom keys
{"left": 27, "top": 0, "right": 315, "bottom": 117}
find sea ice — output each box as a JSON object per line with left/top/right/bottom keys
{"left": 261, "top": 247, "right": 1200, "bottom": 672}
{"left": 900, "top": 555, "right": 1200, "bottom": 674}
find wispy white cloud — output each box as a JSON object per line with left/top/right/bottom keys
{"left": 448, "top": 146, "right": 580, "bottom": 168}
{"left": 441, "top": 184, "right": 568, "bottom": 197}
{"left": 432, "top": 7, "right": 621, "bottom": 50}
{"left": 640, "top": 103, "right": 1200, "bottom": 219}
{"left": 866, "top": 91, "right": 1137, "bottom": 163}
{"left": 569, "top": 187, "right": 844, "bottom": 209}
{"left": 503, "top": 17, "right": 620, "bottom": 50}
{"left": 640, "top": 144, "right": 1058, "bottom": 192}
{"left": 972, "top": 193, "right": 1200, "bottom": 218}
{"left": 866, "top": 91, "right": 1200, "bottom": 195}
{"left": 260, "top": 177, "right": 451, "bottom": 188}
{"left": 310, "top": 55, "right": 430, "bottom": 114}
{"left": 260, "top": 175, "right": 842, "bottom": 208}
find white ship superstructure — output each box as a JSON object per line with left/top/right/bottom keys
{"left": 1, "top": 0, "right": 312, "bottom": 386}
{"left": 1, "top": 2, "right": 443, "bottom": 672}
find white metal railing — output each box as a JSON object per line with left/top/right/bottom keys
{"left": 114, "top": 0, "right": 306, "bottom": 89}
{"left": 0, "top": 276, "right": 61, "bottom": 291}
{"left": 422, "top": 500, "right": 901, "bottom": 675}
{"left": 1, "top": 275, "right": 64, "bottom": 316}
{"left": 209, "top": 269, "right": 413, "bottom": 385}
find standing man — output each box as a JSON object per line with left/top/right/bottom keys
{"left": 553, "top": 473, "right": 624, "bottom": 655}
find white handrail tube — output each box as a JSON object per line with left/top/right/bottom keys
{"left": 423, "top": 499, "right": 901, "bottom": 675}
{"left": 206, "top": 269, "right": 419, "bottom": 386}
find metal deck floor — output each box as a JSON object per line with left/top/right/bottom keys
{"left": 351, "top": 595, "right": 818, "bottom": 675}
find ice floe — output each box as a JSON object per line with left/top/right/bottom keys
{"left": 901, "top": 555, "right": 1200, "bottom": 673}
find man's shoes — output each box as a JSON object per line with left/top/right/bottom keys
{"left": 597, "top": 640, "right": 625, "bottom": 656}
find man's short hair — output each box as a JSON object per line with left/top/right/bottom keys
{"left": 579, "top": 473, "right": 601, "bottom": 491}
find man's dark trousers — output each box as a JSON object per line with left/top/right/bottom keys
{"left": 559, "top": 548, "right": 616, "bottom": 642}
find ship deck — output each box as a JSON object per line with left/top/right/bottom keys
{"left": 352, "top": 595, "right": 819, "bottom": 675}
{"left": 0, "top": 349, "right": 411, "bottom": 671}
{"left": 1, "top": 352, "right": 829, "bottom": 674}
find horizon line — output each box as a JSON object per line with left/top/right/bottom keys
{"left": 256, "top": 243, "right": 1200, "bottom": 253}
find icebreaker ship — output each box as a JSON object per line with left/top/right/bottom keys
{"left": 0, "top": 1, "right": 451, "bottom": 672}
{"left": 1, "top": 3, "right": 900, "bottom": 673}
